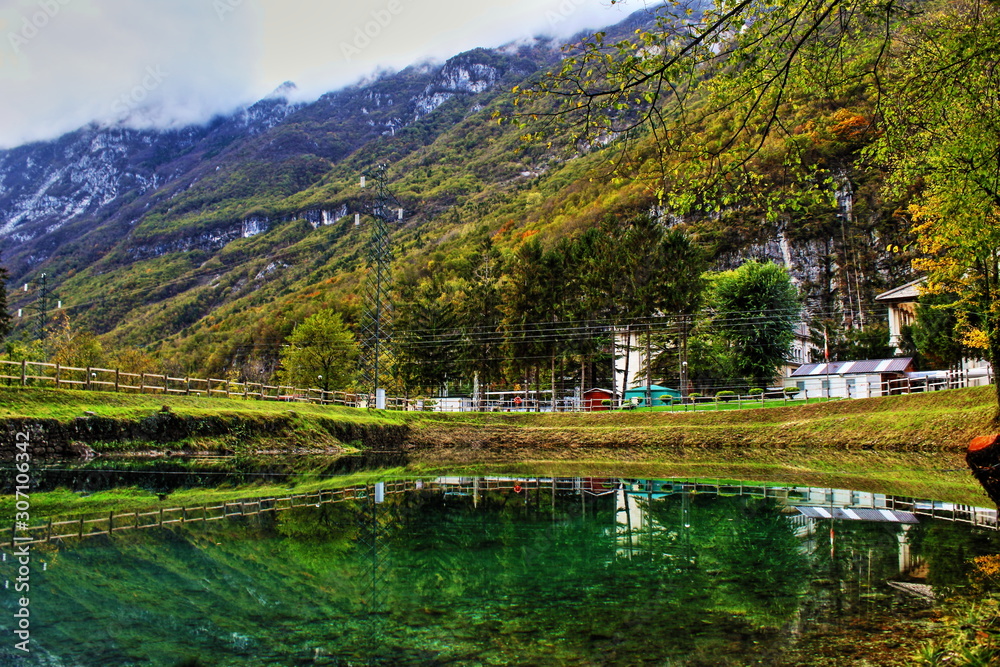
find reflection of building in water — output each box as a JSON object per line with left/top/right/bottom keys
{"left": 423, "top": 477, "right": 996, "bottom": 590}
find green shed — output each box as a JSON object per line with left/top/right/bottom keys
{"left": 624, "top": 384, "right": 681, "bottom": 406}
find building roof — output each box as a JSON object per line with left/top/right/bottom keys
{"left": 583, "top": 388, "right": 614, "bottom": 395}
{"left": 790, "top": 357, "right": 914, "bottom": 377}
{"left": 794, "top": 506, "right": 918, "bottom": 523}
{"left": 875, "top": 277, "right": 925, "bottom": 303}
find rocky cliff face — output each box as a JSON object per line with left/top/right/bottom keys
{"left": 0, "top": 47, "right": 547, "bottom": 281}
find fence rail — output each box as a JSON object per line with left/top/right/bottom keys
{"left": 1, "top": 359, "right": 991, "bottom": 413}
{"left": 7, "top": 480, "right": 415, "bottom": 547}
{"left": 0, "top": 359, "right": 372, "bottom": 408}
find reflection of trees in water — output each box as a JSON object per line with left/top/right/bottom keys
{"left": 340, "top": 488, "right": 815, "bottom": 664}
{"left": 28, "top": 481, "right": 1000, "bottom": 666}
{"left": 909, "top": 521, "right": 1000, "bottom": 592}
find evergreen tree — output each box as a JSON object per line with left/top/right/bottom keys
{"left": 395, "top": 276, "right": 460, "bottom": 396}
{"left": 456, "top": 238, "right": 505, "bottom": 402}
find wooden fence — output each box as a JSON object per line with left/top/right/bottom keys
{"left": 0, "top": 358, "right": 990, "bottom": 414}
{"left": 7, "top": 480, "right": 415, "bottom": 548}
{"left": 0, "top": 358, "right": 406, "bottom": 409}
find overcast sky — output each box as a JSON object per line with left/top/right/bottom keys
{"left": 0, "top": 0, "right": 635, "bottom": 149}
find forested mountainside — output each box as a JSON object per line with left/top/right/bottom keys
{"left": 0, "top": 6, "right": 916, "bottom": 388}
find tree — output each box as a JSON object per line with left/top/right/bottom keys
{"left": 0, "top": 265, "right": 10, "bottom": 344}
{"left": 711, "top": 260, "right": 800, "bottom": 387}
{"left": 519, "top": 1, "right": 904, "bottom": 200}
{"left": 278, "top": 309, "right": 358, "bottom": 392}
{"left": 456, "top": 238, "right": 506, "bottom": 403}
{"left": 48, "top": 311, "right": 104, "bottom": 369}
{"left": 909, "top": 294, "right": 968, "bottom": 371}
{"left": 394, "top": 276, "right": 460, "bottom": 396}
{"left": 866, "top": 0, "right": 1000, "bottom": 415}
{"left": 502, "top": 238, "right": 566, "bottom": 409}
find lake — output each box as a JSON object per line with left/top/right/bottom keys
{"left": 1, "top": 465, "right": 999, "bottom": 666}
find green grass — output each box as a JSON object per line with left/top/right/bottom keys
{"left": 0, "top": 386, "right": 409, "bottom": 425}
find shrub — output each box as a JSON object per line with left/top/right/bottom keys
{"left": 600, "top": 399, "right": 611, "bottom": 406}
{"left": 688, "top": 392, "right": 702, "bottom": 400}
{"left": 748, "top": 387, "right": 764, "bottom": 395}
{"left": 658, "top": 394, "right": 674, "bottom": 405}
{"left": 783, "top": 387, "right": 801, "bottom": 396}
{"left": 716, "top": 390, "right": 737, "bottom": 401}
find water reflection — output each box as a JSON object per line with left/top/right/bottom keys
{"left": 2, "top": 476, "right": 999, "bottom": 666}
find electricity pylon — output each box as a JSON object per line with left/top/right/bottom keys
{"left": 357, "top": 165, "right": 403, "bottom": 407}
{"left": 22, "top": 272, "right": 59, "bottom": 340}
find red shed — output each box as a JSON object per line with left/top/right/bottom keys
{"left": 582, "top": 388, "right": 615, "bottom": 411}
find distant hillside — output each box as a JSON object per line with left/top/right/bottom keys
{"left": 0, "top": 7, "right": 915, "bottom": 380}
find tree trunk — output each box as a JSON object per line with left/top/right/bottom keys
{"left": 646, "top": 327, "right": 653, "bottom": 410}
{"left": 990, "top": 326, "right": 1000, "bottom": 425}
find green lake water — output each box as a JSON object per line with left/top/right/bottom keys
{"left": 1, "top": 468, "right": 999, "bottom": 666}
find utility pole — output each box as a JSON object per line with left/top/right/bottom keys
{"left": 357, "top": 165, "right": 403, "bottom": 409}
{"left": 679, "top": 314, "right": 689, "bottom": 402}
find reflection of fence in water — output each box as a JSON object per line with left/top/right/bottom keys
{"left": 9, "top": 477, "right": 997, "bottom": 549}
{"left": 7, "top": 481, "right": 414, "bottom": 548}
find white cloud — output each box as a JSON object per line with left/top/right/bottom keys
{"left": 0, "top": 0, "right": 632, "bottom": 149}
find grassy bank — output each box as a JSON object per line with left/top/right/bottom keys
{"left": 1, "top": 384, "right": 995, "bottom": 457}
{"left": 0, "top": 386, "right": 414, "bottom": 456}
{"left": 406, "top": 384, "right": 997, "bottom": 457}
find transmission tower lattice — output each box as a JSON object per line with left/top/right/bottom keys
{"left": 358, "top": 165, "right": 403, "bottom": 404}
{"left": 23, "top": 273, "right": 59, "bottom": 340}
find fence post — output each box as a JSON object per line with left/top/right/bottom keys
{"left": 140, "top": 373, "right": 146, "bottom": 393}
{"left": 207, "top": 379, "right": 212, "bottom": 397}
{"left": 55, "top": 363, "right": 61, "bottom": 388}
{"left": 108, "top": 511, "right": 114, "bottom": 534}
{"left": 185, "top": 378, "right": 191, "bottom": 396}
{"left": 21, "top": 360, "right": 26, "bottom": 386}
{"left": 114, "top": 369, "right": 120, "bottom": 392}
{"left": 86, "top": 367, "right": 92, "bottom": 390}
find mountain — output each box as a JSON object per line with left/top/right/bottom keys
{"left": 0, "top": 8, "right": 914, "bottom": 379}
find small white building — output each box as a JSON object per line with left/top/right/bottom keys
{"left": 875, "top": 278, "right": 923, "bottom": 354}
{"left": 784, "top": 357, "right": 915, "bottom": 398}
